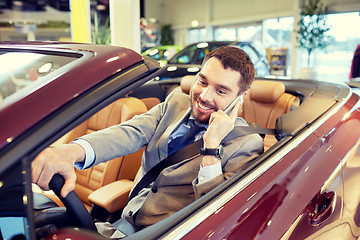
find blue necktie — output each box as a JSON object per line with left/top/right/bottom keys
{"left": 168, "top": 123, "right": 205, "bottom": 156}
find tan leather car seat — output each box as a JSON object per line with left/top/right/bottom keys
{"left": 140, "top": 97, "right": 161, "bottom": 110}
{"left": 52, "top": 97, "right": 148, "bottom": 211}
{"left": 172, "top": 75, "right": 196, "bottom": 94}
{"left": 180, "top": 75, "right": 196, "bottom": 94}
{"left": 239, "top": 80, "right": 299, "bottom": 150}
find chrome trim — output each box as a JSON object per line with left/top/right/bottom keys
{"left": 161, "top": 90, "right": 353, "bottom": 240}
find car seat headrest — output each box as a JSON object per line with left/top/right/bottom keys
{"left": 250, "top": 80, "right": 285, "bottom": 104}
{"left": 181, "top": 75, "right": 196, "bottom": 94}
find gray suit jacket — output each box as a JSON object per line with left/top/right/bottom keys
{"left": 80, "top": 91, "right": 264, "bottom": 227}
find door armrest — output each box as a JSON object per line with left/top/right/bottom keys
{"left": 88, "top": 179, "right": 134, "bottom": 213}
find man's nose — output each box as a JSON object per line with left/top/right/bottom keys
{"left": 199, "top": 86, "right": 213, "bottom": 102}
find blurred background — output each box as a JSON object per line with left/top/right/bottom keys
{"left": 0, "top": 0, "right": 359, "bottom": 85}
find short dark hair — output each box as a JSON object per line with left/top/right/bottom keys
{"left": 202, "top": 46, "right": 255, "bottom": 92}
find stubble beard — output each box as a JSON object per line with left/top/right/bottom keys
{"left": 190, "top": 96, "right": 216, "bottom": 124}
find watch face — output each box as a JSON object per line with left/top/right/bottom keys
{"left": 217, "top": 146, "right": 224, "bottom": 159}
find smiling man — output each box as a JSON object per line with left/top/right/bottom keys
{"left": 32, "top": 46, "right": 264, "bottom": 237}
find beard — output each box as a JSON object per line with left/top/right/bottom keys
{"left": 190, "top": 96, "right": 218, "bottom": 124}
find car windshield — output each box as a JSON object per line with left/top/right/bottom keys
{"left": 0, "top": 50, "right": 80, "bottom": 104}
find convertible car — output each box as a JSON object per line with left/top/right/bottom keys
{"left": 0, "top": 42, "right": 359, "bottom": 240}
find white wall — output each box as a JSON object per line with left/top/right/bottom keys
{"left": 211, "top": 0, "right": 295, "bottom": 24}
{"left": 145, "top": 0, "right": 166, "bottom": 23}
{"left": 322, "top": 0, "right": 360, "bottom": 13}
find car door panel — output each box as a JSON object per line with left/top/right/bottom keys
{"left": 250, "top": 136, "right": 342, "bottom": 240}
{"left": 182, "top": 132, "right": 342, "bottom": 240}
{"left": 322, "top": 109, "right": 360, "bottom": 161}
{"left": 328, "top": 103, "right": 360, "bottom": 238}
{"left": 314, "top": 96, "right": 360, "bottom": 238}
{"left": 281, "top": 163, "right": 344, "bottom": 240}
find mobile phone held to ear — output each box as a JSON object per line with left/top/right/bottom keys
{"left": 224, "top": 95, "right": 243, "bottom": 115}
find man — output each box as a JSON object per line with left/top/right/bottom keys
{"left": 32, "top": 46, "right": 264, "bottom": 236}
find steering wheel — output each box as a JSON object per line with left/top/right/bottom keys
{"left": 49, "top": 174, "right": 97, "bottom": 231}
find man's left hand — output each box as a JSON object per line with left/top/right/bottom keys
{"left": 202, "top": 101, "right": 241, "bottom": 166}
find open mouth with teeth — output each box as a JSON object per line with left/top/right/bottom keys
{"left": 196, "top": 99, "right": 216, "bottom": 113}
{"left": 191, "top": 97, "right": 217, "bottom": 123}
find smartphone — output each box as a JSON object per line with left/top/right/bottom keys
{"left": 224, "top": 95, "right": 243, "bottom": 115}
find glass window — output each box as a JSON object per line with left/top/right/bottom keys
{"left": 308, "top": 12, "right": 360, "bottom": 84}
{"left": 214, "top": 27, "right": 236, "bottom": 41}
{"left": 263, "top": 17, "right": 294, "bottom": 76}
{"left": 263, "top": 17, "right": 293, "bottom": 48}
{"left": 237, "top": 25, "right": 262, "bottom": 42}
{"left": 188, "top": 28, "right": 207, "bottom": 44}
{"left": 237, "top": 43, "right": 269, "bottom": 76}
{"left": 0, "top": 51, "right": 80, "bottom": 102}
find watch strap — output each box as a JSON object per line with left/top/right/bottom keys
{"left": 200, "top": 146, "right": 223, "bottom": 159}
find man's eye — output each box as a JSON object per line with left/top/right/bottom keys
{"left": 217, "top": 89, "right": 227, "bottom": 95}
{"left": 199, "top": 80, "right": 207, "bottom": 86}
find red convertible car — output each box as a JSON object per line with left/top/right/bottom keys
{"left": 0, "top": 42, "right": 359, "bottom": 240}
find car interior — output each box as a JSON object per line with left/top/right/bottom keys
{"left": 31, "top": 74, "right": 305, "bottom": 236}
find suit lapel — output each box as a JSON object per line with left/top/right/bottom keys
{"left": 158, "top": 107, "right": 191, "bottom": 160}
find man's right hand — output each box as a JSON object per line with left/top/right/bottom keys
{"left": 31, "top": 143, "right": 86, "bottom": 198}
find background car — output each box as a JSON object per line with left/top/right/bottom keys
{"left": 157, "top": 41, "right": 270, "bottom": 80}
{"left": 96, "top": 0, "right": 109, "bottom": 11}
{"left": 0, "top": 42, "right": 359, "bottom": 240}
{"left": 20, "top": 0, "right": 47, "bottom": 10}
{"left": 141, "top": 45, "right": 183, "bottom": 67}
{"left": 0, "top": 0, "right": 6, "bottom": 8}
{"left": 48, "top": 0, "right": 70, "bottom": 11}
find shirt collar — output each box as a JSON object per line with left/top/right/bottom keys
{"left": 188, "top": 114, "right": 209, "bottom": 129}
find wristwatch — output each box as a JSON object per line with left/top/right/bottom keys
{"left": 200, "top": 146, "right": 224, "bottom": 159}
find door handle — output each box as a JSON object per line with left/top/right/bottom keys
{"left": 308, "top": 191, "right": 336, "bottom": 226}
